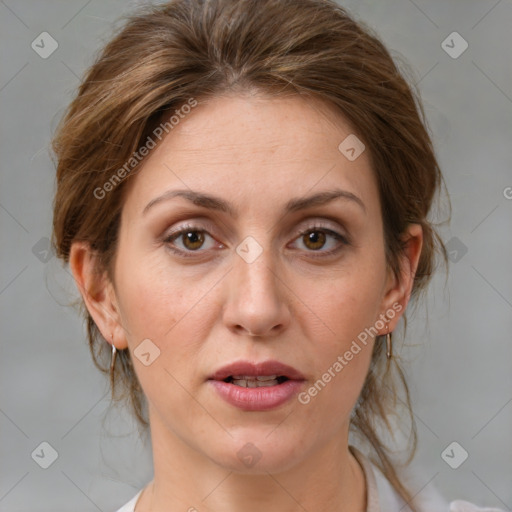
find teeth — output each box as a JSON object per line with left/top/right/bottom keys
{"left": 231, "top": 378, "right": 279, "bottom": 388}
{"left": 232, "top": 375, "right": 279, "bottom": 381}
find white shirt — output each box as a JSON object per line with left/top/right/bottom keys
{"left": 114, "top": 446, "right": 505, "bottom": 512}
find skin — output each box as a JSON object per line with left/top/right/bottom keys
{"left": 70, "top": 91, "right": 422, "bottom": 512}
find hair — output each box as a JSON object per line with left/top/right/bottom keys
{"left": 51, "top": 0, "right": 449, "bottom": 507}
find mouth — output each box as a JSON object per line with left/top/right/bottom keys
{"left": 207, "top": 360, "right": 305, "bottom": 411}
{"left": 208, "top": 359, "right": 305, "bottom": 383}
{"left": 221, "top": 375, "right": 290, "bottom": 387}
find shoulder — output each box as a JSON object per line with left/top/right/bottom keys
{"left": 349, "top": 445, "right": 506, "bottom": 512}
{"left": 114, "top": 489, "right": 143, "bottom": 512}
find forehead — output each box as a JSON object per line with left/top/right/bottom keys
{"left": 121, "top": 93, "right": 378, "bottom": 218}
{"left": 155, "top": 92, "right": 359, "bottom": 161}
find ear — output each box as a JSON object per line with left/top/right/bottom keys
{"left": 68, "top": 241, "right": 128, "bottom": 350}
{"left": 378, "top": 223, "right": 423, "bottom": 334}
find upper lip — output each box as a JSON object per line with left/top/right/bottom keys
{"left": 208, "top": 360, "right": 305, "bottom": 381}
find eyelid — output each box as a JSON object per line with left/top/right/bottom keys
{"left": 162, "top": 219, "right": 218, "bottom": 239}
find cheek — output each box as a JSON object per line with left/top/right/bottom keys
{"left": 114, "top": 248, "right": 217, "bottom": 374}
{"left": 295, "top": 292, "right": 375, "bottom": 436}
{"left": 290, "top": 258, "right": 384, "bottom": 420}
{"left": 113, "top": 250, "right": 211, "bottom": 414}
{"left": 297, "top": 256, "right": 385, "bottom": 346}
{"left": 115, "top": 246, "right": 190, "bottom": 336}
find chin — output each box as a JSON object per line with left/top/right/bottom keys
{"left": 207, "top": 434, "right": 306, "bottom": 475}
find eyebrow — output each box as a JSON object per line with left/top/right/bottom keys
{"left": 142, "top": 187, "right": 366, "bottom": 217}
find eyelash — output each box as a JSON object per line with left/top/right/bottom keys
{"left": 162, "top": 222, "right": 350, "bottom": 259}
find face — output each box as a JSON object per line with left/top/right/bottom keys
{"left": 82, "top": 92, "right": 416, "bottom": 474}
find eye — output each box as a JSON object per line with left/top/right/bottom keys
{"left": 290, "top": 225, "right": 349, "bottom": 257}
{"left": 162, "top": 222, "right": 349, "bottom": 259}
{"left": 163, "top": 224, "right": 220, "bottom": 256}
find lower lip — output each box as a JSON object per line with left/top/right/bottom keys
{"left": 208, "top": 379, "right": 305, "bottom": 411}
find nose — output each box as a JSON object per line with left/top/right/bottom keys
{"left": 222, "top": 244, "right": 291, "bottom": 338}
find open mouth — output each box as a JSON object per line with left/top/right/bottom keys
{"left": 222, "top": 375, "right": 290, "bottom": 387}
{"left": 208, "top": 361, "right": 305, "bottom": 411}
{"left": 209, "top": 375, "right": 304, "bottom": 411}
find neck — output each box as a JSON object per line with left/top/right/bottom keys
{"left": 136, "top": 407, "right": 366, "bottom": 512}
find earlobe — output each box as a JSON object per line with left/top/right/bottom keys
{"left": 68, "top": 241, "right": 128, "bottom": 349}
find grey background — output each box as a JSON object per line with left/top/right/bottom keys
{"left": 1, "top": 0, "right": 511, "bottom": 510}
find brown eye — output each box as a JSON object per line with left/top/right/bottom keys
{"left": 163, "top": 225, "right": 219, "bottom": 257}
{"left": 302, "top": 230, "right": 327, "bottom": 250}
{"left": 180, "top": 230, "right": 205, "bottom": 250}
{"left": 290, "top": 226, "right": 349, "bottom": 258}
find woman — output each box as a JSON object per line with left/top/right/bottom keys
{"left": 51, "top": 0, "right": 503, "bottom": 510}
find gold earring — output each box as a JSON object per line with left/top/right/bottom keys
{"left": 110, "top": 334, "right": 117, "bottom": 385}
{"left": 385, "top": 324, "right": 392, "bottom": 359}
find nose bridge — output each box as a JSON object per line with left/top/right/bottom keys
{"left": 239, "top": 246, "right": 276, "bottom": 297}
{"left": 235, "top": 235, "right": 280, "bottom": 305}
{"left": 224, "top": 234, "right": 290, "bottom": 336}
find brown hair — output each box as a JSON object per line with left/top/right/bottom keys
{"left": 51, "top": 0, "right": 448, "bottom": 506}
